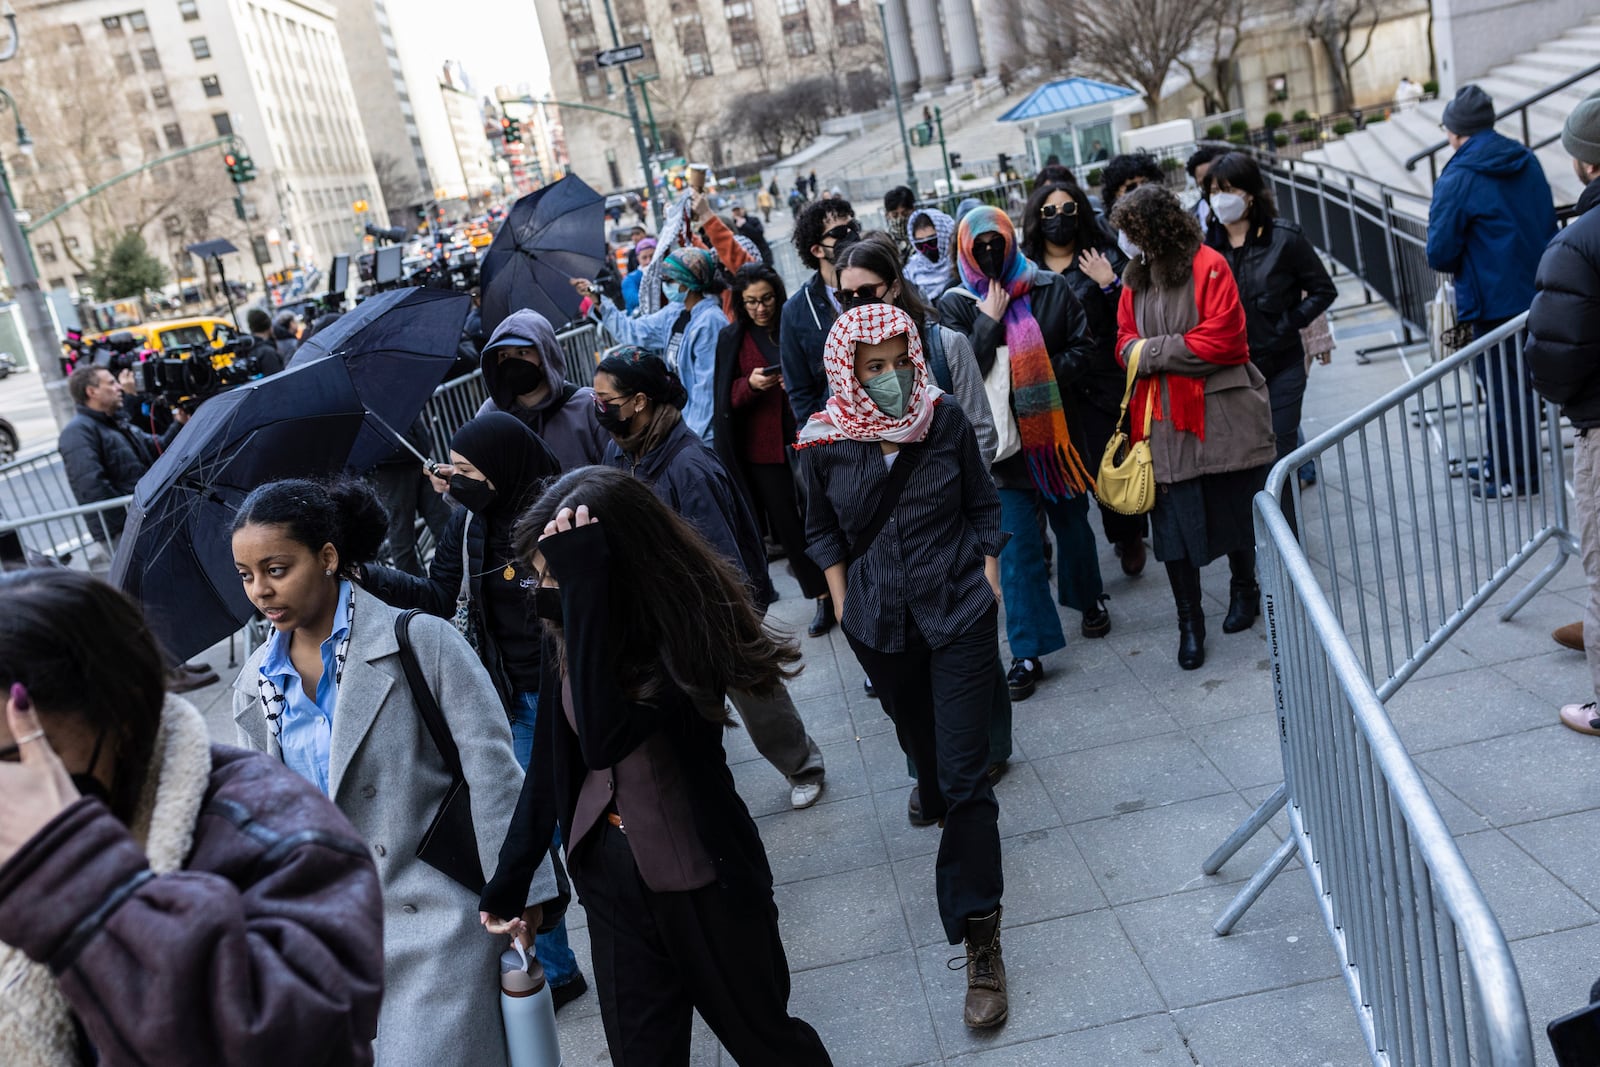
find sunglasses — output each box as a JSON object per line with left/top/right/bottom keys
{"left": 835, "top": 282, "right": 887, "bottom": 305}
{"left": 1039, "top": 202, "right": 1079, "bottom": 219}
{"left": 821, "top": 221, "right": 861, "bottom": 244}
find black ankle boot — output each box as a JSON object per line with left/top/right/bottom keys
{"left": 1166, "top": 562, "right": 1206, "bottom": 670}
{"left": 1222, "top": 581, "right": 1260, "bottom": 633}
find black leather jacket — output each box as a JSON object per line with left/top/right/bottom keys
{"left": 1528, "top": 199, "right": 1600, "bottom": 428}
{"left": 1206, "top": 219, "right": 1337, "bottom": 378}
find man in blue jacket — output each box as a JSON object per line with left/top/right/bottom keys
{"left": 1426, "top": 84, "right": 1557, "bottom": 498}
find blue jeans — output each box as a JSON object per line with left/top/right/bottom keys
{"left": 511, "top": 691, "right": 580, "bottom": 987}
{"left": 997, "top": 488, "right": 1104, "bottom": 660}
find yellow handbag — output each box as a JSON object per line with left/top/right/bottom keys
{"left": 1095, "top": 340, "right": 1157, "bottom": 516}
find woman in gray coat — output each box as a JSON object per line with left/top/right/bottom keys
{"left": 230, "top": 477, "right": 563, "bottom": 1067}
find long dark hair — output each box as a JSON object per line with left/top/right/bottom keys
{"left": 834, "top": 231, "right": 933, "bottom": 338}
{"left": 232, "top": 477, "right": 389, "bottom": 578}
{"left": 1202, "top": 151, "right": 1278, "bottom": 233}
{"left": 0, "top": 568, "right": 166, "bottom": 821}
{"left": 1021, "top": 181, "right": 1105, "bottom": 263}
{"left": 515, "top": 466, "right": 800, "bottom": 714}
{"left": 594, "top": 351, "right": 688, "bottom": 411}
{"left": 729, "top": 262, "right": 788, "bottom": 332}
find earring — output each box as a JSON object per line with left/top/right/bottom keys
{"left": 325, "top": 569, "right": 335, "bottom": 576}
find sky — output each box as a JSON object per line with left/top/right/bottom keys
{"left": 388, "top": 0, "right": 552, "bottom": 99}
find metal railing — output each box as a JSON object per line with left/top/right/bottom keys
{"left": 1203, "top": 316, "right": 1558, "bottom": 1061}
{"left": 1405, "top": 59, "right": 1600, "bottom": 182}
{"left": 0, "top": 494, "right": 128, "bottom": 571}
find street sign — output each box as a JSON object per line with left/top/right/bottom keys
{"left": 595, "top": 43, "right": 644, "bottom": 67}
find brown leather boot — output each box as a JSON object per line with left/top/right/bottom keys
{"left": 961, "top": 908, "right": 1008, "bottom": 1029}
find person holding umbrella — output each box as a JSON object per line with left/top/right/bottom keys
{"left": 359, "top": 411, "right": 591, "bottom": 1011}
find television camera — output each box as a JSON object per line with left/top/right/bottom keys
{"left": 140, "top": 335, "right": 271, "bottom": 410}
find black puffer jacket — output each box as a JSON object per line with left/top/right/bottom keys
{"left": 1054, "top": 243, "right": 1130, "bottom": 415}
{"left": 58, "top": 405, "right": 178, "bottom": 538}
{"left": 1206, "top": 219, "right": 1337, "bottom": 379}
{"left": 1527, "top": 204, "right": 1600, "bottom": 428}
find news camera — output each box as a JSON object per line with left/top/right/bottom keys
{"left": 140, "top": 336, "right": 270, "bottom": 410}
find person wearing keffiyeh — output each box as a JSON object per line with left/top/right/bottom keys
{"left": 797, "top": 304, "right": 1013, "bottom": 1032}
{"left": 937, "top": 205, "right": 1110, "bottom": 705}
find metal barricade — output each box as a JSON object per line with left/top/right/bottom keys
{"left": 0, "top": 495, "right": 131, "bottom": 570}
{"left": 1254, "top": 499, "right": 1534, "bottom": 1065}
{"left": 1204, "top": 314, "right": 1573, "bottom": 937}
{"left": 420, "top": 370, "right": 490, "bottom": 458}
{"left": 556, "top": 322, "right": 607, "bottom": 387}
{"left": 0, "top": 449, "right": 80, "bottom": 522}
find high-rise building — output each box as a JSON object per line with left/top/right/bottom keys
{"left": 11, "top": 0, "right": 384, "bottom": 295}
{"left": 532, "top": 0, "right": 887, "bottom": 192}
{"left": 439, "top": 61, "right": 499, "bottom": 206}
{"left": 327, "top": 0, "right": 432, "bottom": 219}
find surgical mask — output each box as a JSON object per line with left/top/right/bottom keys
{"left": 1210, "top": 191, "right": 1249, "bottom": 225}
{"left": 1117, "top": 231, "right": 1143, "bottom": 261}
{"left": 973, "top": 241, "right": 1008, "bottom": 280}
{"left": 448, "top": 473, "right": 497, "bottom": 514}
{"left": 534, "top": 586, "right": 563, "bottom": 624}
{"left": 595, "top": 399, "right": 634, "bottom": 435}
{"left": 497, "top": 357, "right": 544, "bottom": 397}
{"left": 661, "top": 280, "right": 688, "bottom": 304}
{"left": 863, "top": 368, "right": 915, "bottom": 419}
{"left": 915, "top": 238, "right": 941, "bottom": 262}
{"left": 1041, "top": 215, "right": 1075, "bottom": 247}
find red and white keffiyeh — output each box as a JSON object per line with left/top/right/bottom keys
{"left": 796, "top": 303, "right": 944, "bottom": 448}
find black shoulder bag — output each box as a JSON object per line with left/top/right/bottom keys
{"left": 846, "top": 445, "right": 924, "bottom": 563}
{"left": 394, "top": 610, "right": 486, "bottom": 892}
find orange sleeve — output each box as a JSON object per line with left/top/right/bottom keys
{"left": 1115, "top": 285, "right": 1140, "bottom": 366}
{"left": 1183, "top": 247, "right": 1249, "bottom": 365}
{"left": 702, "top": 215, "right": 750, "bottom": 273}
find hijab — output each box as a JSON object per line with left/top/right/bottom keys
{"left": 904, "top": 208, "right": 956, "bottom": 303}
{"left": 796, "top": 304, "right": 943, "bottom": 448}
{"left": 449, "top": 412, "right": 562, "bottom": 524}
{"left": 660, "top": 248, "right": 717, "bottom": 292}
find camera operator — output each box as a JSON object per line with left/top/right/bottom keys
{"left": 244, "top": 309, "right": 287, "bottom": 376}
{"left": 117, "top": 365, "right": 175, "bottom": 438}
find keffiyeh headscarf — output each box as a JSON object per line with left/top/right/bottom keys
{"left": 796, "top": 304, "right": 943, "bottom": 448}
{"left": 661, "top": 247, "right": 717, "bottom": 292}
{"left": 957, "top": 206, "right": 1094, "bottom": 500}
{"left": 904, "top": 209, "right": 955, "bottom": 303}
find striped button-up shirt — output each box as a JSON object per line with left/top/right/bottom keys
{"left": 802, "top": 400, "right": 1005, "bottom": 653}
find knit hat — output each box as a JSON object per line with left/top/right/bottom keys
{"left": 1563, "top": 88, "right": 1600, "bottom": 165}
{"left": 1442, "top": 84, "right": 1495, "bottom": 136}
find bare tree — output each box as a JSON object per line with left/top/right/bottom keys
{"left": 1071, "top": 0, "right": 1229, "bottom": 118}
{"left": 1299, "top": 0, "right": 1386, "bottom": 112}
{"left": 1177, "top": 0, "right": 1256, "bottom": 115}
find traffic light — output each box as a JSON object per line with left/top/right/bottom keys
{"left": 223, "top": 149, "right": 256, "bottom": 183}
{"left": 500, "top": 116, "right": 522, "bottom": 143}
{"left": 998, "top": 152, "right": 1011, "bottom": 176}
{"left": 948, "top": 152, "right": 962, "bottom": 170}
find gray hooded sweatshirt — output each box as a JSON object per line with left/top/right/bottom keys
{"left": 476, "top": 308, "right": 611, "bottom": 472}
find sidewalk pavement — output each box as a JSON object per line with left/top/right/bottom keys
{"left": 184, "top": 277, "right": 1596, "bottom": 1065}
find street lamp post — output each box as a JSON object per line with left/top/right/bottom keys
{"left": 876, "top": 0, "right": 919, "bottom": 193}
{"left": 0, "top": 81, "right": 74, "bottom": 430}
{"left": 598, "top": 0, "right": 664, "bottom": 231}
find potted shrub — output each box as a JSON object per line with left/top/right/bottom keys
{"left": 1087, "top": 167, "right": 1104, "bottom": 187}
{"left": 1296, "top": 129, "right": 1319, "bottom": 144}
{"left": 1332, "top": 119, "right": 1355, "bottom": 136}
{"left": 1160, "top": 156, "right": 1183, "bottom": 172}
{"left": 1274, "top": 133, "right": 1290, "bottom": 147}
{"left": 1206, "top": 123, "right": 1226, "bottom": 140}
{"left": 1422, "top": 80, "right": 1439, "bottom": 95}
{"left": 1292, "top": 109, "right": 1312, "bottom": 123}
{"left": 1264, "top": 111, "right": 1285, "bottom": 129}
{"left": 1228, "top": 119, "right": 1250, "bottom": 136}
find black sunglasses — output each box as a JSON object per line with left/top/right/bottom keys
{"left": 1039, "top": 202, "right": 1079, "bottom": 219}
{"left": 821, "top": 221, "right": 861, "bottom": 244}
{"left": 835, "top": 282, "right": 886, "bottom": 304}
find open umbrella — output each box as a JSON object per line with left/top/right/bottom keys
{"left": 480, "top": 175, "right": 607, "bottom": 335}
{"left": 110, "top": 356, "right": 368, "bottom": 661}
{"left": 288, "top": 286, "right": 471, "bottom": 472}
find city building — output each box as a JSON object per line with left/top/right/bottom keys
{"left": 11, "top": 0, "right": 386, "bottom": 296}
{"left": 327, "top": 0, "right": 432, "bottom": 221}
{"left": 439, "top": 61, "right": 499, "bottom": 207}
{"left": 532, "top": 0, "right": 888, "bottom": 192}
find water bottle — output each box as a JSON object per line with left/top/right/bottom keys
{"left": 500, "top": 940, "right": 563, "bottom": 1067}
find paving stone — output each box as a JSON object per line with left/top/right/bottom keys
{"left": 775, "top": 863, "right": 912, "bottom": 971}
{"left": 730, "top": 736, "right": 871, "bottom": 819}
{"left": 1451, "top": 829, "right": 1599, "bottom": 941}
{"left": 1416, "top": 726, "right": 1600, "bottom": 827}
{"left": 1507, "top": 811, "right": 1600, "bottom": 913}
{"left": 758, "top": 793, "right": 889, "bottom": 884}
{"left": 1383, "top": 665, "right": 1554, "bottom": 753}
{"left": 1173, "top": 978, "right": 1370, "bottom": 1066}
{"left": 1009, "top": 679, "right": 1181, "bottom": 760}
{"left": 1035, "top": 733, "right": 1234, "bottom": 824}
{"left": 944, "top": 1014, "right": 1195, "bottom": 1065}
{"left": 1188, "top": 711, "right": 1289, "bottom": 790}
{"left": 787, "top": 950, "right": 943, "bottom": 1067}
{"left": 1503, "top": 922, "right": 1600, "bottom": 1067}
{"left": 871, "top": 760, "right": 1063, "bottom": 863}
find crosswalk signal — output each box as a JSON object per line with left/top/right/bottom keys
{"left": 948, "top": 152, "right": 962, "bottom": 170}
{"left": 223, "top": 150, "right": 256, "bottom": 183}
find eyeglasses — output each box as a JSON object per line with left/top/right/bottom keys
{"left": 593, "top": 390, "right": 635, "bottom": 407}
{"left": 742, "top": 293, "right": 778, "bottom": 308}
{"left": 1038, "top": 202, "right": 1079, "bottom": 219}
{"left": 821, "top": 221, "right": 861, "bottom": 244}
{"left": 835, "top": 282, "right": 886, "bottom": 305}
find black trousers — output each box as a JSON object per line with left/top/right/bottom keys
{"left": 847, "top": 603, "right": 1004, "bottom": 944}
{"left": 572, "top": 824, "right": 833, "bottom": 1067}
{"left": 745, "top": 460, "right": 828, "bottom": 599}
{"left": 1077, "top": 399, "right": 1150, "bottom": 545}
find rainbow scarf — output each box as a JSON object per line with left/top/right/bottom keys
{"left": 956, "top": 207, "right": 1094, "bottom": 499}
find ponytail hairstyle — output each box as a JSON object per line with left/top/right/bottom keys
{"left": 594, "top": 350, "right": 689, "bottom": 411}
{"left": 231, "top": 477, "right": 389, "bottom": 577}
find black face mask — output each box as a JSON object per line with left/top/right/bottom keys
{"left": 1041, "top": 216, "right": 1075, "bottom": 247}
{"left": 533, "top": 585, "right": 563, "bottom": 624}
{"left": 448, "top": 473, "right": 497, "bottom": 514}
{"left": 974, "top": 242, "right": 1008, "bottom": 280}
{"left": 915, "top": 239, "right": 941, "bottom": 262}
{"left": 497, "top": 357, "right": 544, "bottom": 398}
{"left": 71, "top": 728, "right": 111, "bottom": 806}
{"left": 595, "top": 399, "right": 634, "bottom": 436}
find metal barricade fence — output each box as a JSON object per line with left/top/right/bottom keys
{"left": 554, "top": 321, "right": 608, "bottom": 386}
{"left": 0, "top": 448, "right": 80, "bottom": 521}
{"left": 0, "top": 495, "right": 130, "bottom": 570}
{"left": 1205, "top": 314, "right": 1572, "bottom": 935}
{"left": 1254, "top": 499, "right": 1534, "bottom": 1065}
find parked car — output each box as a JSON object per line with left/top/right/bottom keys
{"left": 605, "top": 193, "right": 627, "bottom": 222}
{"left": 0, "top": 414, "right": 18, "bottom": 464}
{"left": 0, "top": 351, "right": 16, "bottom": 379}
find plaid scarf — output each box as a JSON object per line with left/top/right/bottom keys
{"left": 795, "top": 304, "right": 943, "bottom": 448}
{"left": 956, "top": 207, "right": 1094, "bottom": 500}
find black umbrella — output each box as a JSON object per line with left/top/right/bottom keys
{"left": 110, "top": 356, "right": 368, "bottom": 661}
{"left": 480, "top": 175, "right": 607, "bottom": 335}
{"left": 288, "top": 286, "right": 471, "bottom": 472}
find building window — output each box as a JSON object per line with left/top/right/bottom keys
{"left": 784, "top": 24, "right": 814, "bottom": 55}
{"left": 836, "top": 14, "right": 866, "bottom": 46}
{"left": 685, "top": 52, "right": 712, "bottom": 77}
{"left": 151, "top": 84, "right": 172, "bottom": 107}
{"left": 179, "top": 0, "right": 199, "bottom": 20}
{"left": 115, "top": 51, "right": 137, "bottom": 75}
{"left": 732, "top": 38, "right": 762, "bottom": 67}
{"left": 141, "top": 130, "right": 161, "bottom": 153}
{"left": 127, "top": 10, "right": 149, "bottom": 30}
{"left": 559, "top": 0, "right": 588, "bottom": 13}
{"left": 163, "top": 122, "right": 185, "bottom": 148}
{"left": 100, "top": 136, "right": 120, "bottom": 159}
{"left": 724, "top": 0, "right": 753, "bottom": 18}
{"left": 126, "top": 89, "right": 146, "bottom": 111}
{"left": 201, "top": 74, "right": 221, "bottom": 96}
{"left": 37, "top": 242, "right": 57, "bottom": 264}
{"left": 190, "top": 36, "right": 210, "bottom": 58}
{"left": 778, "top": 0, "right": 805, "bottom": 13}
{"left": 212, "top": 111, "right": 232, "bottom": 135}
{"left": 582, "top": 71, "right": 604, "bottom": 100}
{"left": 103, "top": 15, "right": 124, "bottom": 34}
{"left": 63, "top": 24, "right": 84, "bottom": 45}
{"left": 64, "top": 236, "right": 81, "bottom": 252}
{"left": 140, "top": 46, "right": 162, "bottom": 70}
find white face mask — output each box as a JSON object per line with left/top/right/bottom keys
{"left": 1211, "top": 191, "right": 1249, "bottom": 226}
{"left": 1116, "top": 231, "right": 1142, "bottom": 261}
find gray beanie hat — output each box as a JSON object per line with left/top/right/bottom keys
{"left": 1563, "top": 88, "right": 1600, "bottom": 165}
{"left": 1442, "top": 84, "right": 1495, "bottom": 136}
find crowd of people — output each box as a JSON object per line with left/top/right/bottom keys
{"left": 12, "top": 85, "right": 1600, "bottom": 1064}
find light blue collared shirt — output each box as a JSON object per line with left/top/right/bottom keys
{"left": 597, "top": 297, "right": 726, "bottom": 442}
{"left": 260, "top": 580, "right": 352, "bottom": 795}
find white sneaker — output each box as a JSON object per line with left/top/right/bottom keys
{"left": 790, "top": 781, "right": 824, "bottom": 809}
